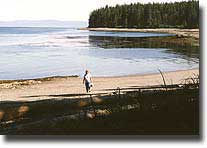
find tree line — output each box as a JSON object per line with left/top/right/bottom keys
{"left": 88, "top": 0, "right": 199, "bottom": 29}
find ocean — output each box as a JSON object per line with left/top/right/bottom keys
{"left": 0, "top": 27, "right": 199, "bottom": 80}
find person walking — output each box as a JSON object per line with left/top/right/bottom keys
{"left": 83, "top": 70, "right": 93, "bottom": 93}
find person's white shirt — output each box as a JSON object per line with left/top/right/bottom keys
{"left": 84, "top": 73, "right": 92, "bottom": 83}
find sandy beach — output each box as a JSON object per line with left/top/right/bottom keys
{"left": 80, "top": 28, "right": 199, "bottom": 39}
{"left": 0, "top": 68, "right": 199, "bottom": 102}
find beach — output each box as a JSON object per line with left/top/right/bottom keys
{"left": 80, "top": 28, "right": 199, "bottom": 39}
{"left": 0, "top": 0, "right": 200, "bottom": 136}
{"left": 0, "top": 68, "right": 199, "bottom": 101}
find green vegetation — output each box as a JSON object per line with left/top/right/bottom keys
{"left": 89, "top": 0, "right": 199, "bottom": 29}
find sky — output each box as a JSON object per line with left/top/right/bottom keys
{"left": 0, "top": 0, "right": 187, "bottom": 22}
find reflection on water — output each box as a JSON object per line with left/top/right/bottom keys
{"left": 88, "top": 35, "right": 199, "bottom": 60}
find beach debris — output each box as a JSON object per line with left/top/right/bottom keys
{"left": 92, "top": 97, "right": 103, "bottom": 104}
{"left": 78, "top": 100, "right": 88, "bottom": 107}
{"left": 86, "top": 112, "right": 95, "bottom": 119}
{"left": 18, "top": 105, "right": 29, "bottom": 117}
{"left": 0, "top": 80, "right": 42, "bottom": 89}
{"left": 0, "top": 110, "right": 4, "bottom": 120}
{"left": 96, "top": 109, "right": 111, "bottom": 116}
{"left": 121, "top": 104, "right": 140, "bottom": 111}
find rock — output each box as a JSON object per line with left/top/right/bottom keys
{"left": 86, "top": 113, "right": 95, "bottom": 119}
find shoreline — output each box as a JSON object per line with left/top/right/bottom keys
{"left": 0, "top": 68, "right": 199, "bottom": 101}
{"left": 0, "top": 68, "right": 199, "bottom": 83}
{"left": 79, "top": 27, "right": 199, "bottom": 39}
{"left": 0, "top": 75, "right": 79, "bottom": 84}
{"left": 93, "top": 68, "right": 199, "bottom": 78}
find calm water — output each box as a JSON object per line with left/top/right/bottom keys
{"left": 0, "top": 27, "right": 199, "bottom": 80}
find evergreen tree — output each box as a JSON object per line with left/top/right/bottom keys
{"left": 88, "top": 0, "right": 199, "bottom": 29}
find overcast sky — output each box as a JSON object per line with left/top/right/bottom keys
{"left": 0, "top": 0, "right": 187, "bottom": 22}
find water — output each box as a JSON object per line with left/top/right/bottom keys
{"left": 0, "top": 27, "right": 199, "bottom": 80}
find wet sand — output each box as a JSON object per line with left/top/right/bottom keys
{"left": 0, "top": 69, "right": 199, "bottom": 102}
{"left": 79, "top": 28, "right": 199, "bottom": 39}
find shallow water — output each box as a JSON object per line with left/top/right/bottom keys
{"left": 0, "top": 27, "right": 199, "bottom": 80}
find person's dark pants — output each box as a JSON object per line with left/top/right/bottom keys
{"left": 85, "top": 82, "right": 90, "bottom": 93}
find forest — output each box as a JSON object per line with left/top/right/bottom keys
{"left": 88, "top": 0, "right": 199, "bottom": 28}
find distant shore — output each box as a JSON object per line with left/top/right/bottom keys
{"left": 79, "top": 28, "right": 199, "bottom": 39}
{"left": 0, "top": 68, "right": 199, "bottom": 101}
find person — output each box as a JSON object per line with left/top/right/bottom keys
{"left": 83, "top": 70, "right": 93, "bottom": 93}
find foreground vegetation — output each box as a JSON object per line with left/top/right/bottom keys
{"left": 89, "top": 0, "right": 199, "bottom": 29}
{"left": 0, "top": 75, "right": 199, "bottom": 135}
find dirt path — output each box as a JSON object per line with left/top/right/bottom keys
{"left": 0, "top": 69, "right": 199, "bottom": 102}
